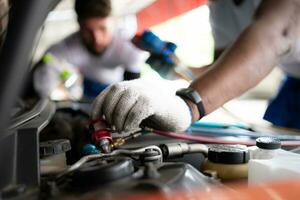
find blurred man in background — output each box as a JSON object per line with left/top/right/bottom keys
{"left": 34, "top": 0, "right": 145, "bottom": 100}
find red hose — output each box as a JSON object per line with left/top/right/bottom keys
{"left": 152, "top": 129, "right": 300, "bottom": 147}
{"left": 90, "top": 119, "right": 300, "bottom": 147}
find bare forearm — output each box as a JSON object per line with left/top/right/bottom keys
{"left": 190, "top": 0, "right": 300, "bottom": 118}
{"left": 189, "top": 65, "right": 210, "bottom": 77}
{"left": 191, "top": 25, "right": 281, "bottom": 114}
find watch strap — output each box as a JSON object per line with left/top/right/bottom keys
{"left": 176, "top": 88, "right": 206, "bottom": 119}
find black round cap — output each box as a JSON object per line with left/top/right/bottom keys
{"left": 256, "top": 137, "right": 281, "bottom": 150}
{"left": 208, "top": 145, "right": 249, "bottom": 164}
{"left": 71, "top": 157, "right": 134, "bottom": 187}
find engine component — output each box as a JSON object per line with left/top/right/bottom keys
{"left": 70, "top": 157, "right": 135, "bottom": 187}
{"left": 127, "top": 162, "right": 218, "bottom": 193}
{"left": 40, "top": 139, "right": 71, "bottom": 157}
{"left": 160, "top": 142, "right": 208, "bottom": 159}
{"left": 140, "top": 148, "right": 162, "bottom": 164}
{"left": 110, "top": 138, "right": 125, "bottom": 149}
{"left": 201, "top": 145, "right": 249, "bottom": 180}
{"left": 90, "top": 119, "right": 112, "bottom": 153}
{"left": 57, "top": 159, "right": 218, "bottom": 198}
{"left": 57, "top": 145, "right": 163, "bottom": 180}
{"left": 39, "top": 104, "right": 91, "bottom": 165}
{"left": 40, "top": 139, "right": 71, "bottom": 175}
{"left": 82, "top": 144, "right": 100, "bottom": 155}
{"left": 98, "top": 138, "right": 111, "bottom": 153}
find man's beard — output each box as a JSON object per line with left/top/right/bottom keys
{"left": 85, "top": 44, "right": 106, "bottom": 56}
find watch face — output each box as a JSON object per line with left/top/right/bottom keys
{"left": 185, "top": 88, "right": 194, "bottom": 93}
{"left": 176, "top": 88, "right": 195, "bottom": 103}
{"left": 177, "top": 88, "right": 193, "bottom": 95}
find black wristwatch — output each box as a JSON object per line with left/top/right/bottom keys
{"left": 176, "top": 88, "right": 206, "bottom": 119}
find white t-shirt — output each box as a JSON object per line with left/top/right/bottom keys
{"left": 209, "top": 0, "right": 300, "bottom": 78}
{"left": 34, "top": 30, "right": 145, "bottom": 96}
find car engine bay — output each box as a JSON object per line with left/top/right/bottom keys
{"left": 1, "top": 99, "right": 300, "bottom": 200}
{"left": 2, "top": 0, "right": 300, "bottom": 199}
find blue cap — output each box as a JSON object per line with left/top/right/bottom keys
{"left": 82, "top": 144, "right": 100, "bottom": 155}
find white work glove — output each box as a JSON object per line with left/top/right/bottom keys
{"left": 91, "top": 78, "right": 192, "bottom": 132}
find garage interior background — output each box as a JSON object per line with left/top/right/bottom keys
{"left": 34, "top": 0, "right": 283, "bottom": 126}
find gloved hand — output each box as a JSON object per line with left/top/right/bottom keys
{"left": 91, "top": 78, "right": 192, "bottom": 132}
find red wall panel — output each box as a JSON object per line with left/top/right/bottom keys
{"left": 137, "top": 0, "right": 207, "bottom": 33}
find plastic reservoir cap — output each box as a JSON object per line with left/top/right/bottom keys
{"left": 208, "top": 145, "right": 249, "bottom": 164}
{"left": 256, "top": 137, "right": 281, "bottom": 150}
{"left": 40, "top": 139, "right": 71, "bottom": 157}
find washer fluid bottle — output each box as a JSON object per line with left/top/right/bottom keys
{"left": 248, "top": 137, "right": 300, "bottom": 184}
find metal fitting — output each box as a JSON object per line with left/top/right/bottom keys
{"left": 91, "top": 129, "right": 112, "bottom": 153}
{"left": 160, "top": 143, "right": 208, "bottom": 159}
